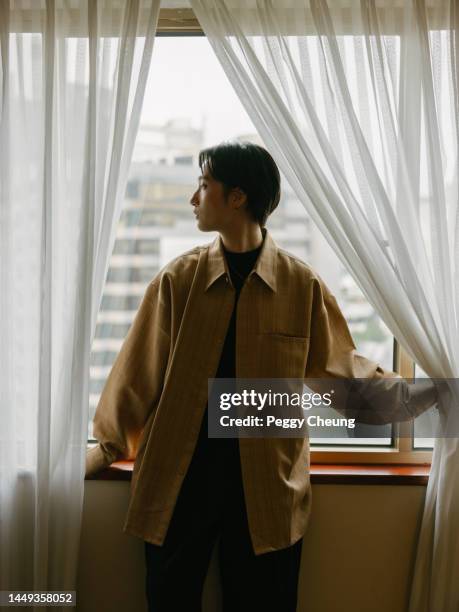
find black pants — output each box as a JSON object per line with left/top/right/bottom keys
{"left": 144, "top": 426, "right": 303, "bottom": 612}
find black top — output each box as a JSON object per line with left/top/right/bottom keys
{"left": 192, "top": 235, "right": 265, "bottom": 473}
{"left": 215, "top": 239, "right": 264, "bottom": 378}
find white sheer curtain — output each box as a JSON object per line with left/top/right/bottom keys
{"left": 190, "top": 0, "right": 459, "bottom": 609}
{"left": 0, "top": 0, "right": 160, "bottom": 601}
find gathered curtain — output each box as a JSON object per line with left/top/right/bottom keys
{"left": 0, "top": 0, "right": 160, "bottom": 602}
{"left": 190, "top": 0, "right": 459, "bottom": 609}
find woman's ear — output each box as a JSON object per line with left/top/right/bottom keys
{"left": 230, "top": 187, "right": 248, "bottom": 211}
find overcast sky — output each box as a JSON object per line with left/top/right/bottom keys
{"left": 139, "top": 36, "right": 256, "bottom": 146}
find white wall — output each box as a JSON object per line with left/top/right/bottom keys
{"left": 77, "top": 482, "right": 425, "bottom": 612}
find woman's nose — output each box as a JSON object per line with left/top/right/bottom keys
{"left": 190, "top": 190, "right": 199, "bottom": 205}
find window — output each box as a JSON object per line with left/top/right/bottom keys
{"left": 91, "top": 351, "right": 119, "bottom": 367}
{"left": 413, "top": 364, "right": 438, "bottom": 451}
{"left": 126, "top": 180, "right": 140, "bottom": 199}
{"left": 106, "top": 267, "right": 157, "bottom": 283}
{"left": 112, "top": 238, "right": 160, "bottom": 256}
{"left": 101, "top": 295, "right": 142, "bottom": 311}
{"left": 95, "top": 323, "right": 131, "bottom": 339}
{"left": 89, "top": 19, "right": 432, "bottom": 464}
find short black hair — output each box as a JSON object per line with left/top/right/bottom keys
{"left": 198, "top": 140, "right": 281, "bottom": 227}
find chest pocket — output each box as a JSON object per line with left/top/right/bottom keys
{"left": 256, "top": 333, "right": 310, "bottom": 378}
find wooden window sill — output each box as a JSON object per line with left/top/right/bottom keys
{"left": 86, "top": 461, "right": 430, "bottom": 486}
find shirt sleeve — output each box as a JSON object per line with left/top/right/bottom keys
{"left": 85, "top": 275, "right": 171, "bottom": 477}
{"left": 304, "top": 274, "right": 438, "bottom": 425}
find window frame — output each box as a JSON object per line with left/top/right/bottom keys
{"left": 30, "top": 7, "right": 423, "bottom": 465}
{"left": 154, "top": 12, "right": 432, "bottom": 466}
{"left": 311, "top": 341, "right": 432, "bottom": 465}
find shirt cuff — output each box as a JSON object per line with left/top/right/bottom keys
{"left": 85, "top": 444, "right": 115, "bottom": 478}
{"left": 404, "top": 379, "right": 439, "bottom": 418}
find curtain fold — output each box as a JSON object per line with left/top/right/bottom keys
{"left": 190, "top": 0, "right": 459, "bottom": 609}
{"left": 0, "top": 0, "right": 160, "bottom": 604}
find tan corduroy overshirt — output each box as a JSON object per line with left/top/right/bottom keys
{"left": 86, "top": 227, "right": 437, "bottom": 554}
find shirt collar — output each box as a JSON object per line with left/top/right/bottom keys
{"left": 205, "top": 226, "right": 277, "bottom": 293}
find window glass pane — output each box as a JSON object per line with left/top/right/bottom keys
{"left": 413, "top": 363, "right": 437, "bottom": 449}
{"left": 88, "top": 36, "right": 394, "bottom": 446}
